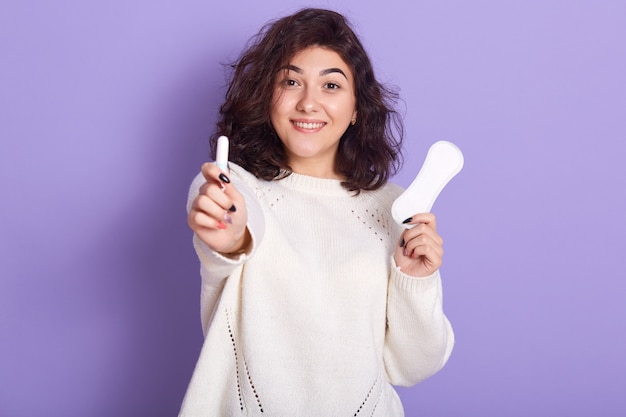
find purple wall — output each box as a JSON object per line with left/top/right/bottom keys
{"left": 2, "top": 1, "right": 625, "bottom": 416}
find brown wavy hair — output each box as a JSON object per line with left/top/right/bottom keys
{"left": 210, "top": 8, "right": 404, "bottom": 192}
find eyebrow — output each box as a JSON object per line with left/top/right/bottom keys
{"left": 283, "top": 64, "right": 348, "bottom": 80}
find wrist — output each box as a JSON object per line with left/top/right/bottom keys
{"left": 221, "top": 228, "right": 252, "bottom": 257}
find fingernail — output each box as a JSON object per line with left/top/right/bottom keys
{"left": 219, "top": 173, "right": 230, "bottom": 183}
{"left": 223, "top": 213, "right": 233, "bottom": 224}
{"left": 216, "top": 221, "right": 227, "bottom": 230}
{"left": 402, "top": 217, "right": 413, "bottom": 224}
{"left": 228, "top": 204, "right": 237, "bottom": 212}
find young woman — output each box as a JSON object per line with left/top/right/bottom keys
{"left": 180, "top": 8, "right": 454, "bottom": 416}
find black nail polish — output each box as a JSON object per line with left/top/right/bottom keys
{"left": 229, "top": 204, "right": 237, "bottom": 212}
{"left": 402, "top": 217, "right": 413, "bottom": 224}
{"left": 400, "top": 238, "right": 405, "bottom": 248}
{"left": 219, "top": 173, "right": 230, "bottom": 183}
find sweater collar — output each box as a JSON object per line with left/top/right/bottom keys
{"left": 277, "top": 171, "right": 349, "bottom": 196}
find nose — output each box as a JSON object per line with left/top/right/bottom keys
{"left": 296, "top": 87, "right": 319, "bottom": 113}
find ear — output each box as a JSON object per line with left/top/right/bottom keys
{"left": 351, "top": 109, "right": 358, "bottom": 125}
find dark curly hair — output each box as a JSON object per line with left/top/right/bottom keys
{"left": 210, "top": 8, "right": 404, "bottom": 192}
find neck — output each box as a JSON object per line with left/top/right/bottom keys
{"left": 288, "top": 159, "right": 344, "bottom": 180}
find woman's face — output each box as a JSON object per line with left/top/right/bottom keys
{"left": 270, "top": 46, "right": 357, "bottom": 178}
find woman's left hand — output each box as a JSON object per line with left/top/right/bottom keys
{"left": 394, "top": 213, "right": 444, "bottom": 278}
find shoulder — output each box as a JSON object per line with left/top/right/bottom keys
{"left": 229, "top": 162, "right": 257, "bottom": 183}
{"left": 361, "top": 181, "right": 404, "bottom": 206}
{"left": 380, "top": 181, "right": 404, "bottom": 199}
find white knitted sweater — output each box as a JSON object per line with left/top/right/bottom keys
{"left": 179, "top": 164, "right": 454, "bottom": 417}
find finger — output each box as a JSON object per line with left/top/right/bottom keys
{"left": 402, "top": 212, "right": 437, "bottom": 230}
{"left": 408, "top": 246, "right": 442, "bottom": 271}
{"left": 401, "top": 222, "right": 443, "bottom": 247}
{"left": 403, "top": 233, "right": 444, "bottom": 259}
{"left": 203, "top": 183, "right": 237, "bottom": 213}
{"left": 190, "top": 182, "right": 236, "bottom": 228}
{"left": 402, "top": 242, "right": 443, "bottom": 273}
{"left": 201, "top": 162, "right": 231, "bottom": 189}
{"left": 201, "top": 163, "right": 243, "bottom": 204}
{"left": 188, "top": 204, "right": 228, "bottom": 231}
{"left": 194, "top": 191, "right": 229, "bottom": 217}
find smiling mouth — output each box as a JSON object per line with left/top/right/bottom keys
{"left": 292, "top": 121, "right": 326, "bottom": 130}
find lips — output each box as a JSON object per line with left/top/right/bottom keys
{"left": 292, "top": 120, "right": 326, "bottom": 130}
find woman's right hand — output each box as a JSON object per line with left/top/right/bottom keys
{"left": 187, "top": 163, "right": 250, "bottom": 255}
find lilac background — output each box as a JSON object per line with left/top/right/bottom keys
{"left": 1, "top": 0, "right": 625, "bottom": 416}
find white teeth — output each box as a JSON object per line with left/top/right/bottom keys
{"left": 294, "top": 121, "right": 324, "bottom": 129}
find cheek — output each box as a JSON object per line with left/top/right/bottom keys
{"left": 269, "top": 96, "right": 289, "bottom": 137}
{"left": 270, "top": 93, "right": 293, "bottom": 119}
{"left": 330, "top": 100, "right": 357, "bottom": 123}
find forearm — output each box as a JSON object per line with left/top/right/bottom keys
{"left": 188, "top": 168, "right": 265, "bottom": 331}
{"left": 383, "top": 261, "right": 454, "bottom": 386}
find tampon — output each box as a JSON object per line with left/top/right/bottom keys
{"left": 216, "top": 135, "right": 229, "bottom": 172}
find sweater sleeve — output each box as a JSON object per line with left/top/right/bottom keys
{"left": 186, "top": 170, "right": 265, "bottom": 335}
{"left": 383, "top": 257, "right": 455, "bottom": 386}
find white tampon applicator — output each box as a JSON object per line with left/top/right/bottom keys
{"left": 391, "top": 141, "right": 464, "bottom": 228}
{"left": 216, "top": 135, "right": 229, "bottom": 172}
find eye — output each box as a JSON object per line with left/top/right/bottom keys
{"left": 280, "top": 78, "right": 299, "bottom": 87}
{"left": 325, "top": 82, "right": 341, "bottom": 90}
